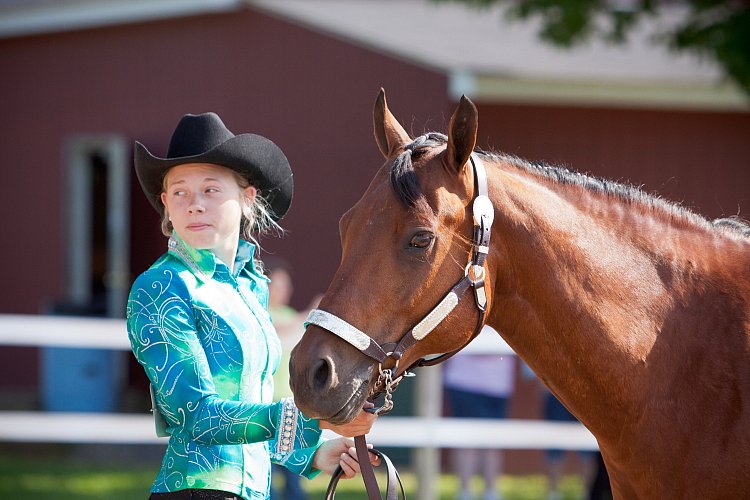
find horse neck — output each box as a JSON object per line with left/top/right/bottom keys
{"left": 481, "top": 158, "right": 746, "bottom": 439}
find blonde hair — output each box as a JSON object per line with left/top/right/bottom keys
{"left": 160, "top": 168, "right": 284, "bottom": 243}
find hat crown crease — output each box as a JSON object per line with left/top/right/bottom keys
{"left": 167, "top": 113, "right": 234, "bottom": 158}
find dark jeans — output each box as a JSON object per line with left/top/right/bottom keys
{"left": 271, "top": 463, "right": 307, "bottom": 500}
{"left": 445, "top": 387, "right": 510, "bottom": 419}
{"left": 149, "top": 490, "right": 243, "bottom": 500}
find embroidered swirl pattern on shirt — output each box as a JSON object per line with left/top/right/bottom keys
{"left": 126, "top": 238, "right": 323, "bottom": 498}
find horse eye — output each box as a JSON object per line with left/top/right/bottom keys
{"left": 409, "top": 231, "right": 434, "bottom": 249}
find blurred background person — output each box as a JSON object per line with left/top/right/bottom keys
{"left": 587, "top": 452, "right": 612, "bottom": 500}
{"left": 443, "top": 330, "right": 517, "bottom": 500}
{"left": 542, "top": 389, "right": 587, "bottom": 500}
{"left": 520, "top": 363, "right": 596, "bottom": 500}
{"left": 266, "top": 256, "right": 320, "bottom": 500}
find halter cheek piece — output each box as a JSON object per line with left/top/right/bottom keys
{"left": 305, "top": 153, "right": 494, "bottom": 414}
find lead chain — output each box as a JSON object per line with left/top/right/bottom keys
{"left": 374, "top": 368, "right": 395, "bottom": 415}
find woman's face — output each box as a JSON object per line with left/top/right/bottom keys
{"left": 161, "top": 163, "right": 256, "bottom": 255}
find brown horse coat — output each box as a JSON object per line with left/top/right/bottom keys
{"left": 290, "top": 91, "right": 750, "bottom": 499}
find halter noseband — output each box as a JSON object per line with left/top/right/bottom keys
{"left": 305, "top": 153, "right": 494, "bottom": 414}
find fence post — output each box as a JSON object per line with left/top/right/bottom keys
{"left": 414, "top": 364, "right": 442, "bottom": 500}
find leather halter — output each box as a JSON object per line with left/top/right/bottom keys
{"left": 305, "top": 153, "right": 494, "bottom": 414}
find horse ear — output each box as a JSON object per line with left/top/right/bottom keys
{"left": 373, "top": 88, "right": 411, "bottom": 159}
{"left": 445, "top": 95, "right": 478, "bottom": 173}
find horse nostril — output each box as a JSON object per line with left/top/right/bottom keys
{"left": 312, "top": 358, "right": 332, "bottom": 392}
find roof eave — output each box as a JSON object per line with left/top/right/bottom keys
{"left": 0, "top": 0, "right": 242, "bottom": 39}
{"left": 450, "top": 71, "right": 750, "bottom": 112}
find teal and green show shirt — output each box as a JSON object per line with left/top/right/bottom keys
{"left": 127, "top": 235, "right": 323, "bottom": 499}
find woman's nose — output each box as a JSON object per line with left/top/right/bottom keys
{"left": 187, "top": 196, "right": 205, "bottom": 213}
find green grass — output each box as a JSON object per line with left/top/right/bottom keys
{"left": 0, "top": 456, "right": 155, "bottom": 500}
{"left": 302, "top": 472, "right": 584, "bottom": 499}
{"left": 0, "top": 455, "right": 585, "bottom": 500}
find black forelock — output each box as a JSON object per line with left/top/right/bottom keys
{"left": 389, "top": 132, "right": 447, "bottom": 207}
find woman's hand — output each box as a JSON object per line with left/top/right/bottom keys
{"left": 312, "top": 437, "right": 380, "bottom": 477}
{"left": 318, "top": 402, "right": 378, "bottom": 437}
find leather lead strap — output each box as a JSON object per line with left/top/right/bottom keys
{"left": 325, "top": 435, "right": 405, "bottom": 500}
{"left": 356, "top": 435, "right": 381, "bottom": 499}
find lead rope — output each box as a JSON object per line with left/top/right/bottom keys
{"left": 325, "top": 429, "right": 405, "bottom": 500}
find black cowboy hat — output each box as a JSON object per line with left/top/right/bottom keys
{"left": 134, "top": 112, "right": 293, "bottom": 221}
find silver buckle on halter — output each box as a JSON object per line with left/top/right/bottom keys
{"left": 465, "top": 262, "right": 486, "bottom": 283}
{"left": 465, "top": 262, "right": 488, "bottom": 310}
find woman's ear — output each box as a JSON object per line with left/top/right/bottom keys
{"left": 160, "top": 192, "right": 168, "bottom": 207}
{"left": 243, "top": 185, "right": 258, "bottom": 205}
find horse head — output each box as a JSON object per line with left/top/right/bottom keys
{"left": 289, "top": 90, "right": 496, "bottom": 423}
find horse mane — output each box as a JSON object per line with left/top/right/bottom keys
{"left": 389, "top": 132, "right": 750, "bottom": 239}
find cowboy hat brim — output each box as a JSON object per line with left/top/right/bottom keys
{"left": 134, "top": 133, "right": 293, "bottom": 222}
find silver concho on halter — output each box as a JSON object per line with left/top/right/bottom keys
{"left": 473, "top": 194, "right": 494, "bottom": 227}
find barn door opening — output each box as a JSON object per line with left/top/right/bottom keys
{"left": 65, "top": 135, "right": 130, "bottom": 317}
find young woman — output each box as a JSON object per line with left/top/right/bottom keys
{"left": 127, "top": 112, "right": 377, "bottom": 499}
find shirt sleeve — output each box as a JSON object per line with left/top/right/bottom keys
{"left": 126, "top": 267, "right": 323, "bottom": 451}
{"left": 269, "top": 397, "right": 326, "bottom": 478}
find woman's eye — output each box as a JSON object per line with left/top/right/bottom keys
{"left": 409, "top": 232, "right": 434, "bottom": 249}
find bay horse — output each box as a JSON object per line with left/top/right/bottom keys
{"left": 289, "top": 90, "right": 750, "bottom": 498}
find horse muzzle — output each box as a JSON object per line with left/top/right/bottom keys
{"left": 289, "top": 327, "right": 375, "bottom": 422}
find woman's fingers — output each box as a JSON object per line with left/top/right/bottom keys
{"left": 345, "top": 447, "right": 361, "bottom": 473}
{"left": 349, "top": 444, "right": 381, "bottom": 466}
{"left": 319, "top": 402, "right": 379, "bottom": 436}
{"left": 335, "top": 439, "right": 382, "bottom": 479}
{"left": 362, "top": 443, "right": 381, "bottom": 465}
{"left": 340, "top": 452, "right": 358, "bottom": 477}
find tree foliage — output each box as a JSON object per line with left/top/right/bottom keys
{"left": 432, "top": 0, "right": 750, "bottom": 96}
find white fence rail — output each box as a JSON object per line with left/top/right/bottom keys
{"left": 0, "top": 411, "right": 597, "bottom": 450}
{"left": 0, "top": 313, "right": 515, "bottom": 353}
{"left": 0, "top": 314, "right": 597, "bottom": 500}
{"left": 0, "top": 314, "right": 129, "bottom": 349}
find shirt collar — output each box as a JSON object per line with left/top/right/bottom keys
{"left": 167, "top": 233, "right": 264, "bottom": 282}
{"left": 234, "top": 239, "right": 259, "bottom": 276}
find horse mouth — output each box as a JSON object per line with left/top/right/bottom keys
{"left": 325, "top": 378, "right": 371, "bottom": 425}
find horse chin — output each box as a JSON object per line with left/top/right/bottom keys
{"left": 324, "top": 380, "right": 371, "bottom": 425}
